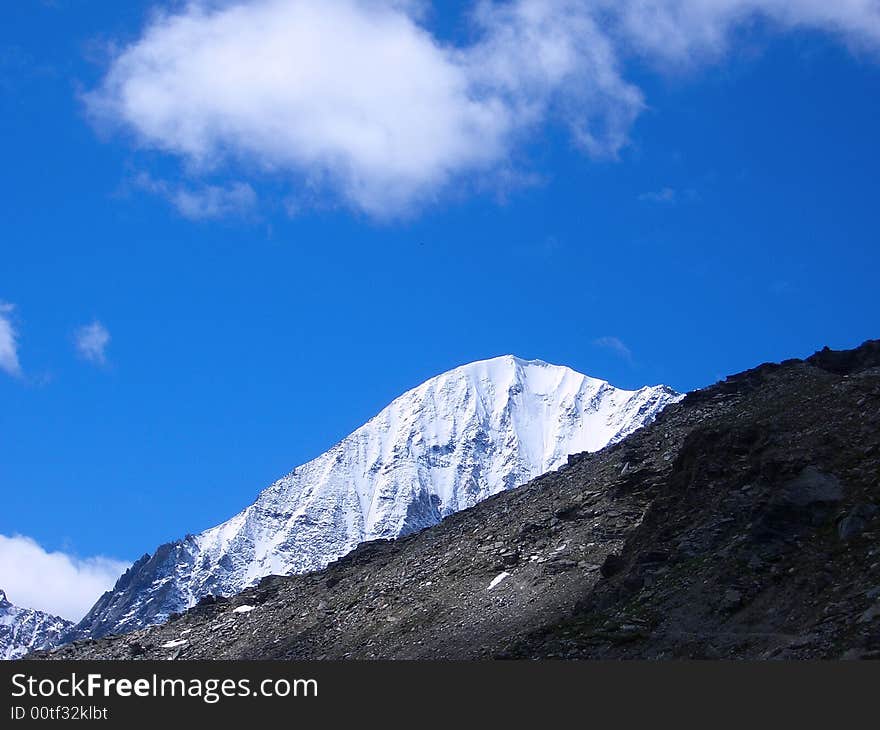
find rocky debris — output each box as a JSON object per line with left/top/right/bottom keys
{"left": 32, "top": 339, "right": 880, "bottom": 661}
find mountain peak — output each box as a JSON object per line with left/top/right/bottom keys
{"left": 478, "top": 354, "right": 552, "bottom": 366}
{"left": 0, "top": 590, "right": 73, "bottom": 660}
{"left": 72, "top": 358, "right": 681, "bottom": 640}
{"left": 453, "top": 354, "right": 562, "bottom": 373}
{"left": 428, "top": 355, "right": 608, "bottom": 404}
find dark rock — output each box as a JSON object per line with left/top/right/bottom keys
{"left": 751, "top": 467, "right": 845, "bottom": 541}
{"left": 838, "top": 503, "right": 878, "bottom": 541}
{"left": 554, "top": 504, "right": 581, "bottom": 521}
{"left": 500, "top": 549, "right": 520, "bottom": 566}
{"left": 779, "top": 467, "right": 843, "bottom": 508}
{"left": 600, "top": 554, "right": 625, "bottom": 579}
{"left": 721, "top": 589, "right": 743, "bottom": 612}
{"left": 807, "top": 341, "right": 880, "bottom": 376}
{"left": 858, "top": 602, "right": 880, "bottom": 624}
{"left": 545, "top": 560, "right": 578, "bottom": 574}
{"left": 841, "top": 648, "right": 873, "bottom": 660}
{"left": 636, "top": 550, "right": 670, "bottom": 565}
{"left": 517, "top": 522, "right": 545, "bottom": 537}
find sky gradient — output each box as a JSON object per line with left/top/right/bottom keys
{"left": 1, "top": 1, "right": 878, "bottom": 618}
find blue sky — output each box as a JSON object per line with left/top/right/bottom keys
{"left": 1, "top": 1, "right": 878, "bottom": 618}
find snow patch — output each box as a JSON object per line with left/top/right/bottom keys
{"left": 160, "top": 639, "right": 188, "bottom": 649}
{"left": 487, "top": 572, "right": 511, "bottom": 591}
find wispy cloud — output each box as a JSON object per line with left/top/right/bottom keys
{"left": 611, "top": 0, "right": 880, "bottom": 67}
{"left": 74, "top": 320, "right": 111, "bottom": 366}
{"left": 0, "top": 302, "right": 22, "bottom": 378}
{"left": 0, "top": 534, "right": 129, "bottom": 621}
{"left": 135, "top": 174, "right": 257, "bottom": 221}
{"left": 172, "top": 182, "right": 257, "bottom": 221}
{"left": 638, "top": 186, "right": 700, "bottom": 204}
{"left": 638, "top": 187, "right": 678, "bottom": 204}
{"left": 770, "top": 279, "right": 797, "bottom": 296}
{"left": 85, "top": 0, "right": 880, "bottom": 219}
{"left": 593, "top": 335, "right": 634, "bottom": 362}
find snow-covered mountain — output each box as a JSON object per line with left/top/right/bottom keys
{"left": 0, "top": 589, "right": 73, "bottom": 660}
{"left": 74, "top": 355, "right": 681, "bottom": 639}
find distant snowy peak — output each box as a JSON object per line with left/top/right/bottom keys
{"left": 74, "top": 355, "right": 681, "bottom": 639}
{"left": 0, "top": 590, "right": 73, "bottom": 660}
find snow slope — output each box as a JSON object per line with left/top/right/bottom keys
{"left": 75, "top": 355, "right": 681, "bottom": 639}
{"left": 0, "top": 590, "right": 73, "bottom": 660}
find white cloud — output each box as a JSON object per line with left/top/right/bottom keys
{"left": 594, "top": 335, "right": 634, "bottom": 362}
{"left": 0, "top": 302, "right": 22, "bottom": 378}
{"left": 74, "top": 320, "right": 111, "bottom": 365}
{"left": 85, "top": 0, "right": 637, "bottom": 217}
{"left": 0, "top": 534, "right": 129, "bottom": 621}
{"left": 86, "top": 0, "right": 880, "bottom": 218}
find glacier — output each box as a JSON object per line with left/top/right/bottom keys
{"left": 74, "top": 355, "right": 681, "bottom": 640}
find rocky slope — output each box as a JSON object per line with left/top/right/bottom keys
{"left": 42, "top": 340, "right": 880, "bottom": 660}
{"left": 0, "top": 590, "right": 72, "bottom": 660}
{"left": 71, "top": 355, "right": 678, "bottom": 640}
